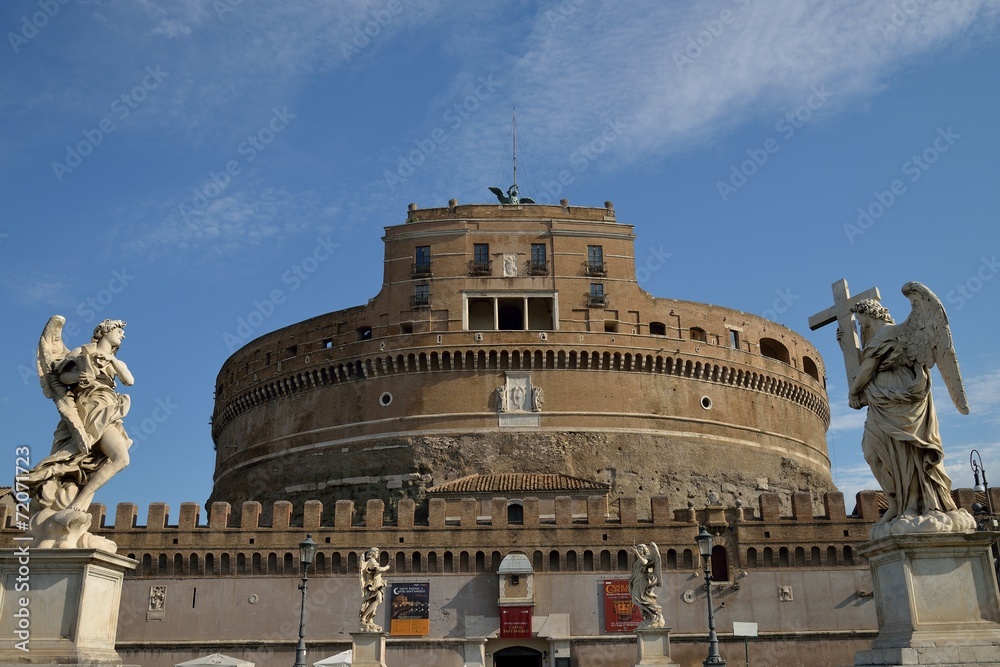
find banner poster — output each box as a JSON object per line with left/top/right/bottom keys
{"left": 390, "top": 582, "right": 430, "bottom": 636}
{"left": 499, "top": 605, "right": 533, "bottom": 638}
{"left": 603, "top": 579, "right": 643, "bottom": 633}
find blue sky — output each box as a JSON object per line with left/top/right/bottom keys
{"left": 2, "top": 0, "right": 999, "bottom": 521}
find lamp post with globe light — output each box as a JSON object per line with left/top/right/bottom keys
{"left": 695, "top": 526, "right": 726, "bottom": 666}
{"left": 293, "top": 534, "right": 318, "bottom": 667}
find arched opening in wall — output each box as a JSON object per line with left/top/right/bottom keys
{"left": 569, "top": 350, "right": 578, "bottom": 369}
{"left": 810, "top": 547, "right": 821, "bottom": 566}
{"left": 534, "top": 350, "right": 543, "bottom": 368}
{"left": 844, "top": 546, "right": 855, "bottom": 566}
{"left": 549, "top": 550, "right": 561, "bottom": 572}
{"left": 492, "top": 551, "right": 502, "bottom": 572}
{"left": 460, "top": 551, "right": 470, "bottom": 573}
{"left": 745, "top": 548, "right": 758, "bottom": 568}
{"left": 794, "top": 547, "right": 806, "bottom": 566}
{"left": 682, "top": 549, "right": 693, "bottom": 570}
{"left": 545, "top": 350, "right": 555, "bottom": 368}
{"left": 236, "top": 553, "right": 246, "bottom": 575}
{"left": 476, "top": 551, "right": 486, "bottom": 572}
{"left": 142, "top": 554, "right": 152, "bottom": 575}
{"left": 252, "top": 554, "right": 262, "bottom": 575}
{"left": 711, "top": 545, "right": 729, "bottom": 581}
{"left": 469, "top": 298, "right": 493, "bottom": 330}
{"left": 189, "top": 553, "right": 199, "bottom": 575}
{"left": 396, "top": 552, "right": 407, "bottom": 573}
{"left": 827, "top": 546, "right": 838, "bottom": 566}
{"left": 221, "top": 553, "right": 231, "bottom": 575}
{"left": 431, "top": 352, "right": 440, "bottom": 371}
{"left": 174, "top": 554, "right": 184, "bottom": 575}
{"left": 650, "top": 321, "right": 666, "bottom": 336}
{"left": 264, "top": 553, "right": 275, "bottom": 574}
{"left": 690, "top": 327, "right": 707, "bottom": 342}
{"left": 778, "top": 547, "right": 790, "bottom": 567}
{"left": 666, "top": 549, "right": 677, "bottom": 570}
{"left": 332, "top": 553, "right": 343, "bottom": 573}
{"left": 284, "top": 553, "right": 294, "bottom": 574}
{"left": 427, "top": 552, "right": 437, "bottom": 573}
{"left": 315, "top": 552, "right": 326, "bottom": 574}
{"left": 600, "top": 550, "right": 611, "bottom": 571}
{"left": 558, "top": 350, "right": 567, "bottom": 369}
{"left": 500, "top": 350, "right": 509, "bottom": 370}
{"left": 584, "top": 550, "right": 594, "bottom": 570}
{"left": 533, "top": 551, "right": 544, "bottom": 571}
{"left": 488, "top": 351, "right": 498, "bottom": 370}
{"left": 566, "top": 550, "right": 578, "bottom": 571}
{"left": 617, "top": 550, "right": 628, "bottom": 571}
{"left": 762, "top": 548, "right": 773, "bottom": 567}
{"left": 443, "top": 552, "right": 454, "bottom": 573}
{"left": 508, "top": 502, "right": 524, "bottom": 524}
{"left": 494, "top": 646, "right": 543, "bottom": 667}
{"left": 357, "top": 326, "right": 372, "bottom": 341}
{"left": 205, "top": 553, "right": 215, "bottom": 575}
{"left": 803, "top": 356, "right": 820, "bottom": 381}
{"left": 760, "top": 338, "right": 791, "bottom": 364}
{"left": 412, "top": 552, "right": 422, "bottom": 573}
{"left": 498, "top": 298, "right": 524, "bottom": 330}
{"left": 348, "top": 552, "right": 359, "bottom": 573}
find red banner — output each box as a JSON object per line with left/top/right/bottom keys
{"left": 499, "top": 606, "right": 533, "bottom": 638}
{"left": 603, "top": 579, "right": 643, "bottom": 633}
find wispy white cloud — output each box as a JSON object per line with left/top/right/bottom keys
{"left": 0, "top": 274, "right": 72, "bottom": 308}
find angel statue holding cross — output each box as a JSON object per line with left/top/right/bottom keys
{"left": 811, "top": 280, "right": 975, "bottom": 540}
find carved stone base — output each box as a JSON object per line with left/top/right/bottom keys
{"left": 350, "top": 631, "right": 388, "bottom": 667}
{"left": 0, "top": 548, "right": 137, "bottom": 665}
{"left": 854, "top": 531, "right": 1000, "bottom": 666}
{"left": 634, "top": 627, "right": 678, "bottom": 666}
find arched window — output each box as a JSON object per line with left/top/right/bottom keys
{"left": 650, "top": 321, "right": 666, "bottom": 336}
{"left": 844, "top": 546, "right": 855, "bottom": 566}
{"left": 427, "top": 552, "right": 436, "bottom": 573}
{"left": 745, "top": 548, "right": 758, "bottom": 568}
{"left": 810, "top": 547, "right": 821, "bottom": 566}
{"left": 412, "top": 552, "right": 422, "bottom": 573}
{"left": 779, "top": 547, "right": 790, "bottom": 567}
{"left": 533, "top": 550, "right": 544, "bottom": 571}
{"left": 762, "top": 548, "right": 773, "bottom": 567}
{"left": 549, "top": 551, "right": 561, "bottom": 572}
{"left": 600, "top": 550, "right": 612, "bottom": 570}
{"left": 396, "top": 552, "right": 407, "bottom": 573}
{"left": 284, "top": 553, "right": 294, "bottom": 574}
{"left": 443, "top": 552, "right": 453, "bottom": 573}
{"left": 566, "top": 550, "right": 578, "bottom": 571}
{"left": 794, "top": 547, "right": 806, "bottom": 566}
{"left": 760, "top": 337, "right": 791, "bottom": 364}
{"left": 475, "top": 551, "right": 486, "bottom": 572}
{"left": 252, "top": 553, "right": 262, "bottom": 574}
{"left": 827, "top": 546, "right": 838, "bottom": 566}
{"left": 583, "top": 550, "right": 594, "bottom": 571}
{"left": 315, "top": 552, "right": 327, "bottom": 574}
{"left": 690, "top": 327, "right": 707, "bottom": 342}
{"left": 803, "top": 355, "right": 820, "bottom": 381}
{"left": 221, "top": 553, "right": 231, "bottom": 575}
{"left": 507, "top": 502, "right": 524, "bottom": 525}
{"left": 189, "top": 553, "right": 199, "bottom": 574}
{"left": 460, "top": 551, "right": 470, "bottom": 572}
{"left": 205, "top": 553, "right": 215, "bottom": 575}
{"left": 173, "top": 554, "right": 184, "bottom": 575}
{"left": 617, "top": 549, "right": 628, "bottom": 571}
{"left": 711, "top": 545, "right": 728, "bottom": 581}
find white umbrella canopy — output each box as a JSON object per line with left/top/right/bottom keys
{"left": 313, "top": 649, "right": 352, "bottom": 666}
{"left": 174, "top": 653, "right": 255, "bottom": 667}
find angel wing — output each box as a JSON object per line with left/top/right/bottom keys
{"left": 648, "top": 541, "right": 662, "bottom": 587}
{"left": 520, "top": 197, "right": 535, "bottom": 204}
{"left": 896, "top": 282, "right": 969, "bottom": 414}
{"left": 488, "top": 186, "right": 510, "bottom": 204}
{"left": 37, "top": 315, "right": 92, "bottom": 452}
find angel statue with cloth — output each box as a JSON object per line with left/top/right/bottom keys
{"left": 628, "top": 542, "right": 665, "bottom": 629}
{"left": 22, "top": 316, "right": 134, "bottom": 552}
{"left": 838, "top": 283, "right": 975, "bottom": 540}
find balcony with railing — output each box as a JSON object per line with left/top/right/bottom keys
{"left": 411, "top": 292, "right": 431, "bottom": 308}
{"left": 587, "top": 292, "right": 607, "bottom": 308}
{"left": 584, "top": 261, "right": 607, "bottom": 277}
{"left": 411, "top": 262, "right": 432, "bottom": 278}
{"left": 528, "top": 260, "right": 548, "bottom": 276}
{"left": 469, "top": 259, "right": 493, "bottom": 276}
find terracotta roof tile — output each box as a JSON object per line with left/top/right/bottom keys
{"left": 427, "top": 473, "right": 609, "bottom": 495}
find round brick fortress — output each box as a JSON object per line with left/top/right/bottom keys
{"left": 210, "top": 201, "right": 834, "bottom": 514}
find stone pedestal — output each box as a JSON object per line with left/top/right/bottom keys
{"left": 0, "top": 548, "right": 137, "bottom": 666}
{"left": 634, "top": 627, "right": 677, "bottom": 666}
{"left": 854, "top": 531, "right": 1000, "bottom": 667}
{"left": 461, "top": 639, "right": 486, "bottom": 667}
{"left": 350, "top": 631, "right": 387, "bottom": 667}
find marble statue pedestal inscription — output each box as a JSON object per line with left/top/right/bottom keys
{"left": 0, "top": 549, "right": 137, "bottom": 666}
{"left": 350, "top": 631, "right": 387, "bottom": 667}
{"left": 854, "top": 532, "right": 1000, "bottom": 667}
{"left": 634, "top": 627, "right": 677, "bottom": 666}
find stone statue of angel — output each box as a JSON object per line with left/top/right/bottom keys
{"left": 841, "top": 283, "right": 975, "bottom": 539}
{"left": 359, "top": 547, "right": 391, "bottom": 632}
{"left": 22, "top": 316, "right": 134, "bottom": 552}
{"left": 629, "top": 542, "right": 665, "bottom": 629}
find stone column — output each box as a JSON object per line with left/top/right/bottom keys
{"left": 634, "top": 627, "right": 678, "bottom": 666}
{"left": 462, "top": 638, "right": 487, "bottom": 667}
{"left": 854, "top": 531, "right": 1000, "bottom": 667}
{"left": 350, "top": 631, "right": 387, "bottom": 667}
{"left": 0, "top": 549, "right": 137, "bottom": 666}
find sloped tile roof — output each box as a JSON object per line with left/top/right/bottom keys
{"left": 428, "top": 473, "right": 609, "bottom": 495}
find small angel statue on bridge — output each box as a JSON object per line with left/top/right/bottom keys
{"left": 22, "top": 316, "right": 134, "bottom": 552}
{"left": 629, "top": 542, "right": 665, "bottom": 629}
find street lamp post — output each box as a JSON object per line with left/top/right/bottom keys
{"left": 971, "top": 449, "right": 993, "bottom": 514}
{"left": 293, "top": 534, "right": 318, "bottom": 667}
{"left": 695, "top": 526, "right": 726, "bottom": 666}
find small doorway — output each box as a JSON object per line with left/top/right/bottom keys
{"left": 494, "top": 646, "right": 543, "bottom": 667}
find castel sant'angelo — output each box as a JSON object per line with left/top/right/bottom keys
{"left": 4, "top": 192, "right": 996, "bottom": 667}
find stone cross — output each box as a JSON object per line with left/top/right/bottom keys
{"left": 808, "top": 279, "right": 880, "bottom": 388}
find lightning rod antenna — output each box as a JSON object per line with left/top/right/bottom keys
{"left": 512, "top": 105, "right": 518, "bottom": 189}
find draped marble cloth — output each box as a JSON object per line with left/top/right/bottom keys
{"left": 860, "top": 328, "right": 958, "bottom": 520}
